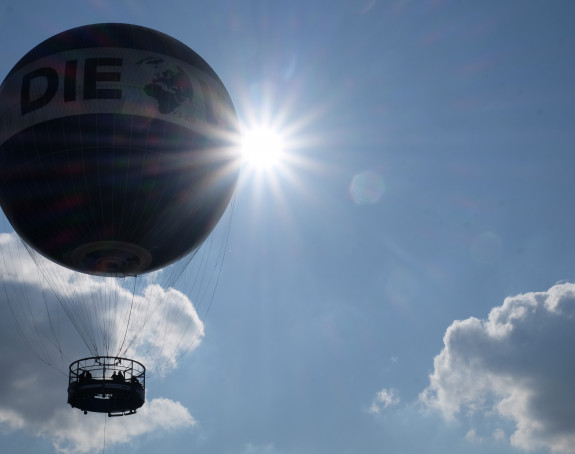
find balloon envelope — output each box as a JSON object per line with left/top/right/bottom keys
{"left": 0, "top": 23, "right": 240, "bottom": 276}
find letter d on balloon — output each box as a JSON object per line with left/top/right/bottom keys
{"left": 21, "top": 67, "right": 58, "bottom": 115}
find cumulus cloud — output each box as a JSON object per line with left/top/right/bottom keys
{"left": 420, "top": 282, "right": 575, "bottom": 453}
{"left": 368, "top": 388, "right": 400, "bottom": 414}
{"left": 0, "top": 233, "right": 205, "bottom": 370}
{"left": 0, "top": 233, "right": 202, "bottom": 452}
{"left": 47, "top": 398, "right": 195, "bottom": 454}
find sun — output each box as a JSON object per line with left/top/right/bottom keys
{"left": 241, "top": 127, "right": 284, "bottom": 169}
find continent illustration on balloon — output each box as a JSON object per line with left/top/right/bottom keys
{"left": 137, "top": 57, "right": 194, "bottom": 114}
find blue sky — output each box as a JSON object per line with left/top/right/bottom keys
{"left": 1, "top": 1, "right": 575, "bottom": 453}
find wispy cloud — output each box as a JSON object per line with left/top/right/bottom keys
{"left": 464, "top": 428, "right": 483, "bottom": 443}
{"left": 368, "top": 388, "right": 400, "bottom": 414}
{"left": 420, "top": 282, "right": 575, "bottom": 453}
{"left": 241, "top": 442, "right": 280, "bottom": 454}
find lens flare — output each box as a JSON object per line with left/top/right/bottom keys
{"left": 350, "top": 171, "right": 385, "bottom": 204}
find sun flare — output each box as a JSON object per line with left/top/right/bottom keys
{"left": 241, "top": 127, "right": 284, "bottom": 169}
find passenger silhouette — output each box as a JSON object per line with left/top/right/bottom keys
{"left": 111, "top": 371, "right": 125, "bottom": 383}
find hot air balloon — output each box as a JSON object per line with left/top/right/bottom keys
{"left": 0, "top": 23, "right": 240, "bottom": 416}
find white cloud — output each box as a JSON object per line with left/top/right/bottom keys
{"left": 0, "top": 233, "right": 202, "bottom": 452}
{"left": 493, "top": 428, "right": 506, "bottom": 441}
{"left": 46, "top": 398, "right": 195, "bottom": 454}
{"left": 420, "top": 282, "right": 575, "bottom": 453}
{"left": 242, "top": 442, "right": 279, "bottom": 454}
{"left": 0, "top": 408, "right": 25, "bottom": 431}
{"left": 464, "top": 428, "right": 483, "bottom": 443}
{"left": 0, "top": 233, "right": 205, "bottom": 370}
{"left": 368, "top": 388, "right": 400, "bottom": 414}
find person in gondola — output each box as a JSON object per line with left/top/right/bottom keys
{"left": 112, "top": 371, "right": 125, "bottom": 383}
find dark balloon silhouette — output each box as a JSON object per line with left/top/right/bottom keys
{"left": 0, "top": 23, "right": 240, "bottom": 277}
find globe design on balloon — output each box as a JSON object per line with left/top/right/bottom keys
{"left": 137, "top": 57, "right": 193, "bottom": 114}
